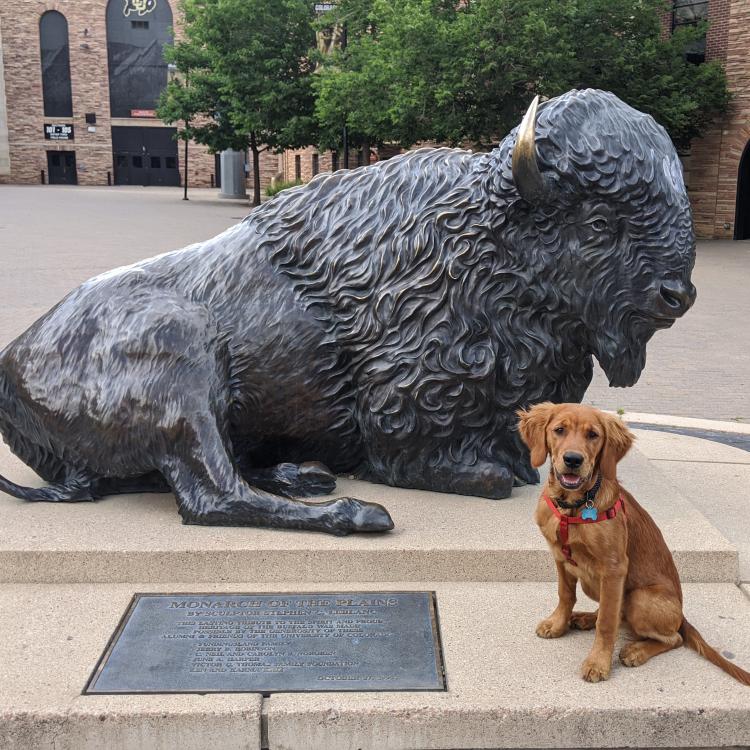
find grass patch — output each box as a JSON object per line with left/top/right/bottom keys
{"left": 266, "top": 179, "right": 304, "bottom": 198}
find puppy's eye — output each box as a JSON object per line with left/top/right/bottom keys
{"left": 553, "top": 426, "right": 565, "bottom": 435}
{"left": 589, "top": 218, "right": 608, "bottom": 233}
{"left": 587, "top": 430, "right": 599, "bottom": 439}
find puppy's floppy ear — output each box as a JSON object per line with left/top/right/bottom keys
{"left": 517, "top": 402, "right": 556, "bottom": 467}
{"left": 599, "top": 413, "right": 635, "bottom": 481}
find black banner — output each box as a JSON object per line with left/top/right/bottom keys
{"left": 44, "top": 123, "right": 74, "bottom": 141}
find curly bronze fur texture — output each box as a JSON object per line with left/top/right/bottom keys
{"left": 0, "top": 89, "right": 695, "bottom": 533}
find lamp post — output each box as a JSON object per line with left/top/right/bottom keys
{"left": 183, "top": 109, "right": 189, "bottom": 201}
{"left": 168, "top": 63, "right": 189, "bottom": 200}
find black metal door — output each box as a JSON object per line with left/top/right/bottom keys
{"left": 46, "top": 150, "right": 77, "bottom": 184}
{"left": 112, "top": 127, "right": 180, "bottom": 187}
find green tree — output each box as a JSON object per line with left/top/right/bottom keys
{"left": 313, "top": 0, "right": 469, "bottom": 150}
{"left": 158, "top": 0, "right": 317, "bottom": 205}
{"left": 314, "top": 0, "right": 729, "bottom": 152}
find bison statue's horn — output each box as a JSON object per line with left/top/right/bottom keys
{"left": 511, "top": 95, "right": 553, "bottom": 205}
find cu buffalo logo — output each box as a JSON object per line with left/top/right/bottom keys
{"left": 123, "top": 0, "right": 156, "bottom": 16}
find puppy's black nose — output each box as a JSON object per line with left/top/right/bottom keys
{"left": 563, "top": 452, "right": 583, "bottom": 469}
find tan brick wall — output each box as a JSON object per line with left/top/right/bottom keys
{"left": 279, "top": 145, "right": 389, "bottom": 184}
{"left": 685, "top": 0, "right": 750, "bottom": 238}
{"left": 0, "top": 13, "right": 10, "bottom": 181}
{"left": 0, "top": 0, "right": 217, "bottom": 187}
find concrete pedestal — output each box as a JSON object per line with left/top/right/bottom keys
{"left": 0, "top": 433, "right": 749, "bottom": 749}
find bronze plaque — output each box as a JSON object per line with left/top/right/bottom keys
{"left": 85, "top": 591, "right": 445, "bottom": 693}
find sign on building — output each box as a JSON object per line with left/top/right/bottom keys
{"left": 123, "top": 0, "right": 157, "bottom": 17}
{"left": 44, "top": 124, "right": 74, "bottom": 141}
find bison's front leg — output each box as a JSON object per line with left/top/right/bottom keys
{"left": 163, "top": 409, "right": 394, "bottom": 535}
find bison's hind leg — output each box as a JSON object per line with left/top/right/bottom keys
{"left": 239, "top": 461, "right": 337, "bottom": 498}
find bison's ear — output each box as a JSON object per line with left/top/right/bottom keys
{"left": 517, "top": 402, "right": 556, "bottom": 467}
{"left": 599, "top": 414, "right": 635, "bottom": 481}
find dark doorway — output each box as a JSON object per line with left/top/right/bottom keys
{"left": 214, "top": 152, "right": 221, "bottom": 189}
{"left": 46, "top": 150, "right": 77, "bottom": 184}
{"left": 112, "top": 126, "right": 180, "bottom": 186}
{"left": 735, "top": 140, "right": 750, "bottom": 240}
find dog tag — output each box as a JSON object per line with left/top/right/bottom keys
{"left": 581, "top": 506, "right": 598, "bottom": 521}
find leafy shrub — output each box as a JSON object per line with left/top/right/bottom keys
{"left": 265, "top": 179, "right": 304, "bottom": 198}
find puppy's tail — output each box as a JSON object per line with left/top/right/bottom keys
{"left": 680, "top": 619, "right": 750, "bottom": 686}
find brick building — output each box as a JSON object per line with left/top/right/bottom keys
{"left": 0, "top": 0, "right": 277, "bottom": 194}
{"left": 679, "top": 0, "right": 750, "bottom": 238}
{"left": 0, "top": 1, "right": 748, "bottom": 237}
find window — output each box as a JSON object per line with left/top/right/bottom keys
{"left": 39, "top": 11, "right": 73, "bottom": 117}
{"left": 165, "top": 156, "right": 177, "bottom": 169}
{"left": 106, "top": 0, "right": 173, "bottom": 117}
{"left": 331, "top": 151, "right": 339, "bottom": 171}
{"left": 672, "top": 0, "right": 708, "bottom": 63}
{"left": 115, "top": 154, "right": 127, "bottom": 168}
{"left": 312, "top": 153, "right": 319, "bottom": 176}
{"left": 294, "top": 155, "right": 301, "bottom": 180}
{"left": 132, "top": 155, "right": 143, "bottom": 168}
{"left": 672, "top": 0, "right": 708, "bottom": 26}
{"left": 150, "top": 156, "right": 161, "bottom": 168}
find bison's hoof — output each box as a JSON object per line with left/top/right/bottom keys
{"left": 297, "top": 461, "right": 337, "bottom": 496}
{"left": 453, "top": 462, "right": 513, "bottom": 500}
{"left": 332, "top": 497, "right": 394, "bottom": 535}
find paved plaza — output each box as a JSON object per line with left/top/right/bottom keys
{"left": 1, "top": 184, "right": 748, "bottom": 421}
{"left": 1, "top": 184, "right": 749, "bottom": 747}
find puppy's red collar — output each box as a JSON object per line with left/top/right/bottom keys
{"left": 543, "top": 494, "right": 625, "bottom": 566}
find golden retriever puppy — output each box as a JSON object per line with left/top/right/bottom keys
{"left": 517, "top": 402, "right": 750, "bottom": 685}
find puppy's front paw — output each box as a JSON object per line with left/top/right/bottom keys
{"left": 580, "top": 654, "right": 611, "bottom": 682}
{"left": 536, "top": 617, "right": 568, "bottom": 639}
{"left": 569, "top": 611, "right": 598, "bottom": 630}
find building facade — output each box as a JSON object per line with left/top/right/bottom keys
{"left": 0, "top": 0, "right": 277, "bottom": 193}
{"left": 0, "top": 0, "right": 748, "bottom": 237}
{"left": 681, "top": 0, "right": 750, "bottom": 238}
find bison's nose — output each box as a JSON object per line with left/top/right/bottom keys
{"left": 563, "top": 452, "right": 584, "bottom": 470}
{"left": 659, "top": 280, "right": 696, "bottom": 316}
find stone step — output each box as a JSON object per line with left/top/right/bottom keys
{"left": 0, "top": 443, "right": 737, "bottom": 584}
{"left": 1, "top": 580, "right": 749, "bottom": 749}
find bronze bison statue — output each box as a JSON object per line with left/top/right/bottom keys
{"left": 0, "top": 89, "right": 695, "bottom": 534}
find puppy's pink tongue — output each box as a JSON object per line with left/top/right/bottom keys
{"left": 563, "top": 474, "right": 580, "bottom": 484}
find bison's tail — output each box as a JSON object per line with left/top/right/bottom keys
{"left": 0, "top": 472, "right": 56, "bottom": 501}
{"left": 0, "top": 363, "right": 60, "bottom": 501}
{"left": 680, "top": 619, "right": 750, "bottom": 686}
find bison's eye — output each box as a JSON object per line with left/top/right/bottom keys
{"left": 589, "top": 218, "right": 608, "bottom": 233}
{"left": 587, "top": 430, "right": 599, "bottom": 440}
{"left": 553, "top": 426, "right": 565, "bottom": 435}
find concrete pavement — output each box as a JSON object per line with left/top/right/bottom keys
{"left": 1, "top": 184, "right": 749, "bottom": 749}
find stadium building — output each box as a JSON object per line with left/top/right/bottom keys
{"left": 0, "top": 0, "right": 747, "bottom": 238}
